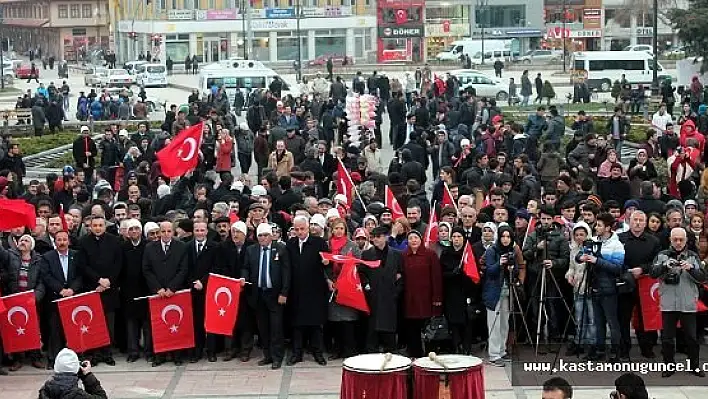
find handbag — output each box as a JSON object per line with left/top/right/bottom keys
{"left": 423, "top": 316, "right": 451, "bottom": 342}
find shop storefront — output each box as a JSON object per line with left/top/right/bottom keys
{"left": 426, "top": 21, "right": 469, "bottom": 60}
{"left": 376, "top": 0, "right": 425, "bottom": 63}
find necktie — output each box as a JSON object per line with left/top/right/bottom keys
{"left": 164, "top": 242, "right": 170, "bottom": 254}
{"left": 197, "top": 242, "right": 203, "bottom": 255}
{"left": 260, "top": 247, "right": 269, "bottom": 288}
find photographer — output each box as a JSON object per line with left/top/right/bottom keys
{"left": 38, "top": 348, "right": 108, "bottom": 398}
{"left": 650, "top": 227, "right": 707, "bottom": 378}
{"left": 483, "top": 225, "right": 526, "bottom": 367}
{"left": 522, "top": 205, "right": 570, "bottom": 343}
{"left": 578, "top": 212, "right": 624, "bottom": 362}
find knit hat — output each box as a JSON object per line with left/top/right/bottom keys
{"left": 251, "top": 185, "right": 267, "bottom": 197}
{"left": 144, "top": 222, "right": 159, "bottom": 237}
{"left": 54, "top": 348, "right": 80, "bottom": 374}
{"left": 256, "top": 223, "right": 272, "bottom": 236}
{"left": 354, "top": 228, "right": 368, "bottom": 238}
{"left": 231, "top": 221, "right": 247, "bottom": 235}
{"left": 157, "top": 184, "right": 171, "bottom": 199}
{"left": 310, "top": 213, "right": 327, "bottom": 229}
{"left": 325, "top": 208, "right": 340, "bottom": 220}
{"left": 177, "top": 218, "right": 193, "bottom": 233}
{"left": 20, "top": 234, "right": 35, "bottom": 251}
{"left": 124, "top": 218, "right": 142, "bottom": 231}
{"left": 623, "top": 199, "right": 639, "bottom": 211}
{"left": 408, "top": 230, "right": 423, "bottom": 240}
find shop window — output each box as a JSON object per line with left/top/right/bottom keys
{"left": 476, "top": 5, "right": 525, "bottom": 28}
{"left": 82, "top": 4, "right": 92, "bottom": 18}
{"left": 70, "top": 4, "right": 80, "bottom": 18}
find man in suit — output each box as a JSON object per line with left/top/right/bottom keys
{"left": 76, "top": 215, "right": 123, "bottom": 366}
{"left": 120, "top": 219, "right": 151, "bottom": 363}
{"left": 41, "top": 230, "right": 82, "bottom": 368}
{"left": 142, "top": 221, "right": 188, "bottom": 366}
{"left": 242, "top": 223, "right": 290, "bottom": 369}
{"left": 219, "top": 221, "right": 255, "bottom": 362}
{"left": 187, "top": 221, "right": 219, "bottom": 363}
{"left": 317, "top": 141, "right": 335, "bottom": 197}
{"left": 285, "top": 216, "right": 328, "bottom": 366}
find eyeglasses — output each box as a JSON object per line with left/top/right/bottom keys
{"left": 462, "top": 215, "right": 475, "bottom": 219}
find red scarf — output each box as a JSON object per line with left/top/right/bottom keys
{"left": 329, "top": 235, "right": 350, "bottom": 276}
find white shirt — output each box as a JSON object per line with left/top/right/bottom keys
{"left": 652, "top": 111, "right": 673, "bottom": 136}
{"left": 162, "top": 240, "right": 171, "bottom": 254}
{"left": 58, "top": 250, "right": 69, "bottom": 280}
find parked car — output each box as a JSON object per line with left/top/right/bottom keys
{"left": 623, "top": 44, "right": 654, "bottom": 54}
{"left": 663, "top": 46, "right": 686, "bottom": 58}
{"left": 15, "top": 63, "right": 38, "bottom": 79}
{"left": 102, "top": 87, "right": 165, "bottom": 112}
{"left": 123, "top": 60, "right": 148, "bottom": 75}
{"left": 84, "top": 66, "right": 108, "bottom": 87}
{"left": 308, "top": 54, "right": 354, "bottom": 67}
{"left": 101, "top": 69, "right": 135, "bottom": 88}
{"left": 519, "top": 49, "right": 562, "bottom": 64}
{"left": 450, "top": 69, "right": 509, "bottom": 101}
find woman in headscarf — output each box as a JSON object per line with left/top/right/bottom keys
{"left": 0, "top": 234, "right": 45, "bottom": 371}
{"left": 439, "top": 226, "right": 471, "bottom": 354}
{"left": 627, "top": 148, "right": 657, "bottom": 198}
{"left": 401, "top": 230, "right": 443, "bottom": 357}
{"left": 482, "top": 224, "right": 525, "bottom": 366}
{"left": 324, "top": 218, "right": 360, "bottom": 360}
{"left": 430, "top": 221, "right": 452, "bottom": 257}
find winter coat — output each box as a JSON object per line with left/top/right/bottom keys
{"left": 286, "top": 236, "right": 329, "bottom": 326}
{"left": 546, "top": 115, "right": 565, "bottom": 145}
{"left": 0, "top": 246, "right": 45, "bottom": 301}
{"left": 521, "top": 75, "right": 532, "bottom": 97}
{"left": 215, "top": 136, "right": 234, "bottom": 173}
{"left": 268, "top": 150, "right": 295, "bottom": 178}
{"left": 360, "top": 245, "right": 404, "bottom": 332}
{"left": 537, "top": 152, "right": 564, "bottom": 182}
{"left": 588, "top": 232, "right": 625, "bottom": 295}
{"left": 565, "top": 222, "right": 592, "bottom": 295}
{"left": 401, "top": 246, "right": 443, "bottom": 319}
{"left": 651, "top": 248, "right": 707, "bottom": 312}
{"left": 439, "top": 245, "right": 472, "bottom": 325}
{"left": 522, "top": 227, "right": 570, "bottom": 277}
{"left": 38, "top": 373, "right": 107, "bottom": 399}
{"left": 482, "top": 244, "right": 525, "bottom": 310}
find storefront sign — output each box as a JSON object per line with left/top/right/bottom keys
{"left": 636, "top": 27, "right": 653, "bottom": 37}
{"left": 427, "top": 23, "right": 468, "bottom": 36}
{"left": 378, "top": 0, "right": 425, "bottom": 7}
{"left": 251, "top": 19, "right": 297, "bottom": 30}
{"left": 266, "top": 8, "right": 295, "bottom": 19}
{"left": 378, "top": 25, "right": 424, "bottom": 38}
{"left": 168, "top": 9, "right": 194, "bottom": 20}
{"left": 301, "top": 6, "right": 353, "bottom": 17}
{"left": 496, "top": 28, "right": 542, "bottom": 37}
{"left": 571, "top": 29, "right": 601, "bottom": 38}
{"left": 442, "top": 20, "right": 450, "bottom": 33}
{"left": 195, "top": 9, "right": 239, "bottom": 20}
{"left": 583, "top": 8, "right": 601, "bottom": 29}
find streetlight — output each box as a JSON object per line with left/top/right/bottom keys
{"left": 651, "top": 0, "right": 659, "bottom": 95}
{"left": 241, "top": 0, "right": 247, "bottom": 59}
{"left": 477, "top": 0, "right": 488, "bottom": 65}
{"left": 295, "top": 0, "right": 302, "bottom": 82}
{"left": 562, "top": 0, "right": 567, "bottom": 73}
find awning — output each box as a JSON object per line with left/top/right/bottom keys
{"left": 1, "top": 19, "right": 49, "bottom": 27}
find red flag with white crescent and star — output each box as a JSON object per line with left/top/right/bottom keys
{"left": 461, "top": 242, "right": 480, "bottom": 284}
{"left": 336, "top": 158, "right": 355, "bottom": 206}
{"left": 149, "top": 290, "right": 195, "bottom": 353}
{"left": 56, "top": 291, "right": 110, "bottom": 353}
{"left": 335, "top": 261, "right": 371, "bottom": 314}
{"left": 204, "top": 273, "right": 242, "bottom": 336}
{"left": 441, "top": 183, "right": 458, "bottom": 214}
{"left": 637, "top": 277, "right": 662, "bottom": 331}
{"left": 395, "top": 9, "right": 408, "bottom": 24}
{"left": 320, "top": 252, "right": 381, "bottom": 269}
{"left": 0, "top": 291, "right": 41, "bottom": 353}
{"left": 424, "top": 202, "right": 439, "bottom": 248}
{"left": 385, "top": 185, "right": 405, "bottom": 221}
{"left": 156, "top": 122, "right": 204, "bottom": 178}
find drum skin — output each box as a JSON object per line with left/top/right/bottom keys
{"left": 340, "top": 368, "right": 410, "bottom": 399}
{"left": 412, "top": 364, "right": 485, "bottom": 399}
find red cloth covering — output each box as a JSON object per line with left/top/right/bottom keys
{"left": 340, "top": 369, "right": 409, "bottom": 399}
{"left": 413, "top": 365, "right": 485, "bottom": 399}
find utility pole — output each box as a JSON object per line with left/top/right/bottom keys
{"left": 241, "top": 0, "right": 247, "bottom": 59}
{"left": 562, "top": 0, "right": 567, "bottom": 73}
{"left": 478, "top": 0, "right": 487, "bottom": 65}
{"left": 651, "top": 3, "right": 659, "bottom": 95}
{"left": 245, "top": 0, "right": 253, "bottom": 59}
{"left": 296, "top": 0, "right": 302, "bottom": 82}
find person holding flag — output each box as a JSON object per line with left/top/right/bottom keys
{"left": 360, "top": 226, "right": 404, "bottom": 353}
{"left": 440, "top": 226, "right": 472, "bottom": 354}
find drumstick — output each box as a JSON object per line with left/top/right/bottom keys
{"left": 380, "top": 352, "right": 393, "bottom": 372}
{"left": 428, "top": 352, "right": 448, "bottom": 371}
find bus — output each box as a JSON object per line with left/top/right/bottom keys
{"left": 198, "top": 60, "right": 289, "bottom": 105}
{"left": 571, "top": 51, "right": 669, "bottom": 92}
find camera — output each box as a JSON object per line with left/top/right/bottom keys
{"left": 664, "top": 258, "right": 683, "bottom": 285}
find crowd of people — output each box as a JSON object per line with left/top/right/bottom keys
{"left": 0, "top": 64, "right": 708, "bottom": 387}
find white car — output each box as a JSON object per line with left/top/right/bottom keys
{"left": 451, "top": 70, "right": 509, "bottom": 101}
{"left": 101, "top": 69, "right": 134, "bottom": 88}
{"left": 623, "top": 44, "right": 654, "bottom": 55}
{"left": 124, "top": 60, "right": 148, "bottom": 75}
{"left": 136, "top": 64, "right": 168, "bottom": 88}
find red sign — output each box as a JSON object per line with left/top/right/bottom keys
{"left": 378, "top": 0, "right": 424, "bottom": 7}
{"left": 442, "top": 20, "right": 450, "bottom": 33}
{"left": 149, "top": 291, "right": 195, "bottom": 354}
{"left": 0, "top": 291, "right": 41, "bottom": 354}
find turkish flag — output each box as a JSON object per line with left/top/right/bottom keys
{"left": 113, "top": 166, "right": 125, "bottom": 191}
{"left": 336, "top": 158, "right": 355, "bottom": 206}
{"left": 149, "top": 290, "right": 195, "bottom": 353}
{"left": 442, "top": 20, "right": 451, "bottom": 33}
{"left": 228, "top": 209, "right": 239, "bottom": 224}
{"left": 461, "top": 242, "right": 480, "bottom": 284}
{"left": 0, "top": 291, "right": 41, "bottom": 353}
{"left": 385, "top": 185, "right": 404, "bottom": 222}
{"left": 441, "top": 183, "right": 457, "bottom": 213}
{"left": 205, "top": 273, "right": 242, "bottom": 336}
{"left": 59, "top": 204, "right": 69, "bottom": 232}
{"left": 156, "top": 122, "right": 204, "bottom": 178}
{"left": 56, "top": 291, "right": 110, "bottom": 353}
{"left": 0, "top": 199, "right": 36, "bottom": 231}
{"left": 395, "top": 9, "right": 408, "bottom": 24}
{"left": 336, "top": 261, "right": 371, "bottom": 314}
{"left": 424, "top": 203, "right": 438, "bottom": 247}
{"left": 637, "top": 277, "right": 662, "bottom": 331}
{"left": 320, "top": 252, "right": 381, "bottom": 269}
{"left": 0, "top": 288, "right": 5, "bottom": 314}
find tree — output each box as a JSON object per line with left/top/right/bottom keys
{"left": 668, "top": 0, "right": 708, "bottom": 70}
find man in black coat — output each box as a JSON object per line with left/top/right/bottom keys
{"left": 218, "top": 221, "right": 255, "bottom": 362}
{"left": 317, "top": 141, "right": 336, "bottom": 198}
{"left": 120, "top": 219, "right": 152, "bottom": 363}
{"left": 285, "top": 216, "right": 329, "bottom": 366}
{"left": 274, "top": 176, "right": 302, "bottom": 213}
{"left": 186, "top": 221, "right": 219, "bottom": 362}
{"left": 142, "top": 221, "right": 189, "bottom": 366}
{"left": 242, "top": 223, "right": 290, "bottom": 369}
{"left": 360, "top": 226, "right": 403, "bottom": 352}
{"left": 40, "top": 231, "right": 82, "bottom": 367}
{"left": 72, "top": 126, "right": 98, "bottom": 186}
{"left": 76, "top": 215, "right": 123, "bottom": 366}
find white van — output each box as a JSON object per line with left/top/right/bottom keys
{"left": 436, "top": 39, "right": 511, "bottom": 62}
{"left": 136, "top": 64, "right": 168, "bottom": 88}
{"left": 198, "top": 60, "right": 289, "bottom": 105}
{"left": 572, "top": 51, "right": 667, "bottom": 92}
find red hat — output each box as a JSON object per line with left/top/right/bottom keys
{"left": 492, "top": 115, "right": 503, "bottom": 124}
{"left": 354, "top": 228, "right": 368, "bottom": 238}
{"left": 350, "top": 171, "right": 362, "bottom": 183}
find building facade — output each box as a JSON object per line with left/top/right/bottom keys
{"left": 376, "top": 0, "right": 424, "bottom": 63}
{"left": 424, "top": 0, "right": 545, "bottom": 60}
{"left": 0, "top": 0, "right": 111, "bottom": 61}
{"left": 114, "top": 0, "right": 377, "bottom": 64}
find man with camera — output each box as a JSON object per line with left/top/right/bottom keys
{"left": 38, "top": 348, "right": 107, "bottom": 398}
{"left": 651, "top": 227, "right": 707, "bottom": 378}
{"left": 522, "top": 205, "right": 570, "bottom": 343}
{"left": 577, "top": 212, "right": 624, "bottom": 362}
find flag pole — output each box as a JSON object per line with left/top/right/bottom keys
{"left": 443, "top": 182, "right": 459, "bottom": 214}
{"left": 133, "top": 288, "right": 192, "bottom": 301}
{"left": 337, "top": 157, "right": 367, "bottom": 213}
{"left": 521, "top": 215, "right": 534, "bottom": 250}
{"left": 52, "top": 291, "right": 98, "bottom": 302}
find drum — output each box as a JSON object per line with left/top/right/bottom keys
{"left": 340, "top": 353, "right": 412, "bottom": 399}
{"left": 413, "top": 355, "right": 484, "bottom": 399}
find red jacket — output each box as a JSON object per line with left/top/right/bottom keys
{"left": 401, "top": 246, "right": 443, "bottom": 319}
{"left": 679, "top": 120, "right": 705, "bottom": 158}
{"left": 215, "top": 137, "right": 233, "bottom": 172}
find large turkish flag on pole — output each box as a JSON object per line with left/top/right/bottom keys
{"left": 423, "top": 202, "right": 438, "bottom": 248}
{"left": 336, "top": 261, "right": 371, "bottom": 314}
{"left": 156, "top": 122, "right": 204, "bottom": 177}
{"left": 441, "top": 183, "right": 458, "bottom": 214}
{"left": 0, "top": 291, "right": 41, "bottom": 354}
{"left": 148, "top": 290, "right": 195, "bottom": 354}
{"left": 56, "top": 291, "right": 110, "bottom": 353}
{"left": 336, "top": 158, "right": 355, "bottom": 206}
{"left": 385, "top": 185, "right": 405, "bottom": 221}
{"left": 204, "top": 273, "right": 242, "bottom": 336}
{"left": 0, "top": 199, "right": 36, "bottom": 230}
{"left": 461, "top": 242, "right": 480, "bottom": 284}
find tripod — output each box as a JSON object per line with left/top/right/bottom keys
{"left": 487, "top": 264, "right": 534, "bottom": 361}
{"left": 551, "top": 265, "right": 592, "bottom": 370}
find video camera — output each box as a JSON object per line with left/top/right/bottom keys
{"left": 575, "top": 239, "right": 602, "bottom": 264}
{"left": 663, "top": 250, "right": 685, "bottom": 285}
{"left": 500, "top": 251, "right": 521, "bottom": 287}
